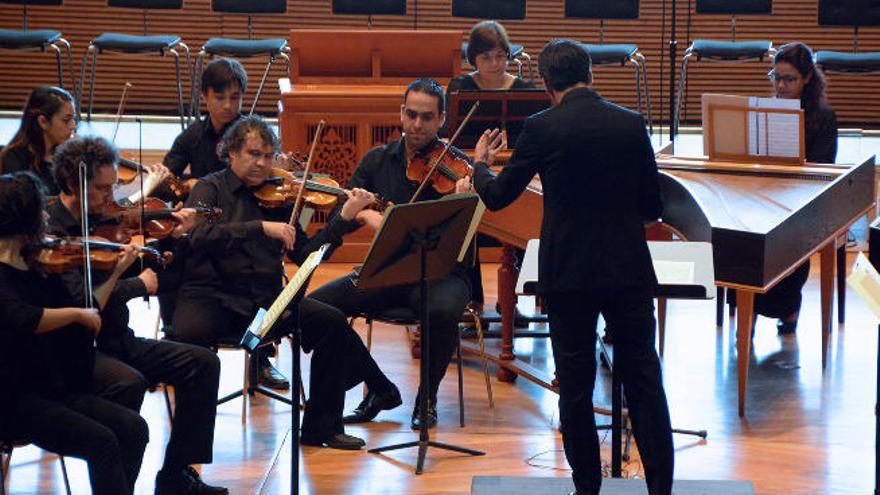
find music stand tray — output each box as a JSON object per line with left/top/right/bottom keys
{"left": 358, "top": 194, "right": 486, "bottom": 474}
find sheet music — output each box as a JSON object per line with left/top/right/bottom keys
{"left": 747, "top": 97, "right": 800, "bottom": 158}
{"left": 454, "top": 193, "right": 485, "bottom": 262}
{"left": 652, "top": 260, "right": 695, "bottom": 285}
{"left": 257, "top": 243, "right": 329, "bottom": 338}
{"left": 847, "top": 252, "right": 880, "bottom": 321}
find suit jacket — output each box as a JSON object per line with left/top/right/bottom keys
{"left": 472, "top": 87, "right": 662, "bottom": 294}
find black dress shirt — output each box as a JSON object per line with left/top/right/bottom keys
{"left": 180, "top": 167, "right": 359, "bottom": 317}
{"left": 1, "top": 146, "right": 60, "bottom": 196}
{"left": 163, "top": 113, "right": 242, "bottom": 179}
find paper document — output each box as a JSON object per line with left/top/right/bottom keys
{"left": 653, "top": 260, "right": 696, "bottom": 285}
{"left": 747, "top": 97, "right": 800, "bottom": 158}
{"left": 457, "top": 193, "right": 486, "bottom": 262}
{"left": 257, "top": 243, "right": 329, "bottom": 338}
{"left": 847, "top": 252, "right": 880, "bottom": 321}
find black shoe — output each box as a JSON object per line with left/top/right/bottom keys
{"left": 155, "top": 466, "right": 228, "bottom": 495}
{"left": 343, "top": 385, "right": 402, "bottom": 423}
{"left": 410, "top": 402, "right": 438, "bottom": 430}
{"left": 495, "top": 302, "right": 529, "bottom": 328}
{"left": 254, "top": 357, "right": 290, "bottom": 390}
{"left": 301, "top": 432, "right": 366, "bottom": 450}
{"left": 777, "top": 318, "right": 798, "bottom": 335}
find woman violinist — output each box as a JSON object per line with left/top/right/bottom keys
{"left": 0, "top": 86, "right": 77, "bottom": 195}
{"left": 0, "top": 171, "right": 148, "bottom": 494}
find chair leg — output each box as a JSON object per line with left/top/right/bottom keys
{"left": 837, "top": 243, "right": 846, "bottom": 324}
{"left": 191, "top": 49, "right": 207, "bottom": 122}
{"left": 86, "top": 47, "right": 98, "bottom": 123}
{"left": 0, "top": 445, "right": 7, "bottom": 495}
{"left": 59, "top": 456, "right": 71, "bottom": 495}
{"left": 365, "top": 319, "right": 373, "bottom": 398}
{"left": 170, "top": 47, "right": 186, "bottom": 131}
{"left": 657, "top": 297, "right": 667, "bottom": 358}
{"left": 468, "top": 308, "right": 494, "bottom": 408}
{"left": 241, "top": 351, "right": 250, "bottom": 424}
{"left": 178, "top": 42, "right": 193, "bottom": 126}
{"left": 50, "top": 42, "right": 63, "bottom": 89}
{"left": 634, "top": 52, "right": 653, "bottom": 134}
{"left": 673, "top": 51, "right": 693, "bottom": 137}
{"left": 632, "top": 58, "right": 644, "bottom": 123}
{"left": 58, "top": 38, "right": 78, "bottom": 111}
{"left": 250, "top": 54, "right": 276, "bottom": 116}
{"left": 163, "top": 384, "right": 174, "bottom": 423}
{"left": 457, "top": 331, "right": 465, "bottom": 427}
{"left": 716, "top": 286, "right": 725, "bottom": 327}
{"left": 76, "top": 45, "right": 91, "bottom": 117}
{"left": 280, "top": 50, "right": 291, "bottom": 79}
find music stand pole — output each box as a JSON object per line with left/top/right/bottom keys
{"left": 876, "top": 321, "right": 879, "bottom": 495}
{"left": 668, "top": 0, "right": 677, "bottom": 153}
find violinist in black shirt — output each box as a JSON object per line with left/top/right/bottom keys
{"left": 0, "top": 171, "right": 148, "bottom": 495}
{"left": 46, "top": 136, "right": 228, "bottom": 495}
{"left": 309, "top": 78, "right": 475, "bottom": 430}
{"left": 171, "top": 115, "right": 400, "bottom": 450}
{"left": 164, "top": 57, "right": 247, "bottom": 182}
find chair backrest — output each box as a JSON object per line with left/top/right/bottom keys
{"left": 332, "top": 0, "right": 406, "bottom": 15}
{"left": 695, "top": 0, "right": 771, "bottom": 15}
{"left": 564, "top": 0, "right": 639, "bottom": 20}
{"left": 818, "top": 0, "right": 880, "bottom": 27}
{"left": 451, "top": 0, "right": 526, "bottom": 19}
{"left": 108, "top": 0, "right": 182, "bottom": 9}
{"left": 212, "top": 0, "right": 285, "bottom": 15}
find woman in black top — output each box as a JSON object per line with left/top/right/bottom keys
{"left": 0, "top": 172, "right": 148, "bottom": 494}
{"left": 0, "top": 86, "right": 77, "bottom": 196}
{"left": 447, "top": 21, "right": 535, "bottom": 312}
{"left": 755, "top": 42, "right": 838, "bottom": 335}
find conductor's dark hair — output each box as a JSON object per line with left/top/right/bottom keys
{"left": 218, "top": 114, "right": 278, "bottom": 164}
{"left": 201, "top": 57, "right": 248, "bottom": 94}
{"left": 52, "top": 136, "right": 118, "bottom": 196}
{"left": 538, "top": 39, "right": 592, "bottom": 92}
{"left": 0, "top": 171, "right": 46, "bottom": 241}
{"left": 404, "top": 78, "right": 446, "bottom": 114}
{"left": 466, "top": 20, "right": 512, "bottom": 67}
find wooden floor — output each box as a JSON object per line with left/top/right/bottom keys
{"left": 4, "top": 254, "right": 878, "bottom": 494}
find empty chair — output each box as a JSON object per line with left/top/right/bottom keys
{"left": 79, "top": 0, "right": 192, "bottom": 130}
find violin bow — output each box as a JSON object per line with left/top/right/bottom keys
{"left": 287, "top": 119, "right": 326, "bottom": 229}
{"left": 78, "top": 161, "right": 98, "bottom": 345}
{"left": 408, "top": 100, "right": 480, "bottom": 204}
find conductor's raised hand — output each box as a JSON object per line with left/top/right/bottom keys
{"left": 474, "top": 128, "right": 506, "bottom": 166}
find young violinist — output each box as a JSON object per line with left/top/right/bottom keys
{"left": 46, "top": 136, "right": 229, "bottom": 495}
{"left": 0, "top": 86, "right": 77, "bottom": 195}
{"left": 163, "top": 57, "right": 247, "bottom": 182}
{"left": 308, "top": 78, "right": 474, "bottom": 429}
{"left": 171, "top": 115, "right": 400, "bottom": 449}
{"left": 0, "top": 171, "right": 148, "bottom": 495}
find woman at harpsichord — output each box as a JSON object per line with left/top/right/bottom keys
{"left": 755, "top": 42, "right": 838, "bottom": 335}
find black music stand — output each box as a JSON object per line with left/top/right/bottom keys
{"left": 359, "top": 194, "right": 485, "bottom": 474}
{"left": 331, "top": 0, "right": 406, "bottom": 28}
{"left": 447, "top": 89, "right": 550, "bottom": 150}
{"left": 240, "top": 248, "right": 325, "bottom": 495}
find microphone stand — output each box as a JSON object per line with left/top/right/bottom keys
{"left": 667, "top": 0, "right": 678, "bottom": 154}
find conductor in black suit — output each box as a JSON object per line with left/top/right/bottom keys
{"left": 459, "top": 39, "right": 674, "bottom": 495}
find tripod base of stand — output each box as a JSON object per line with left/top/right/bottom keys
{"left": 369, "top": 439, "right": 485, "bottom": 475}
{"left": 218, "top": 386, "right": 294, "bottom": 406}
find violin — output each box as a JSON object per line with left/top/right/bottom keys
{"left": 116, "top": 152, "right": 194, "bottom": 201}
{"left": 406, "top": 140, "right": 472, "bottom": 196}
{"left": 95, "top": 198, "right": 222, "bottom": 243}
{"left": 29, "top": 236, "right": 170, "bottom": 274}
{"left": 254, "top": 167, "right": 386, "bottom": 211}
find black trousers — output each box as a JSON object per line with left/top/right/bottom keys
{"left": 544, "top": 288, "right": 674, "bottom": 495}
{"left": 6, "top": 393, "right": 148, "bottom": 495}
{"left": 309, "top": 271, "right": 471, "bottom": 406}
{"left": 171, "top": 295, "right": 390, "bottom": 441}
{"left": 754, "top": 260, "right": 810, "bottom": 319}
{"left": 92, "top": 336, "right": 220, "bottom": 468}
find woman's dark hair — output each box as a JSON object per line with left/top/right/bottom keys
{"left": 0, "top": 171, "right": 46, "bottom": 241}
{"left": 201, "top": 57, "right": 248, "bottom": 95}
{"left": 0, "top": 86, "right": 74, "bottom": 175}
{"left": 538, "top": 39, "right": 592, "bottom": 92}
{"left": 773, "top": 42, "right": 829, "bottom": 130}
{"left": 466, "top": 20, "right": 512, "bottom": 67}
{"left": 219, "top": 114, "right": 278, "bottom": 164}
{"left": 52, "top": 136, "right": 118, "bottom": 196}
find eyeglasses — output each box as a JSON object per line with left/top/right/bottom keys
{"left": 476, "top": 50, "right": 510, "bottom": 64}
{"left": 767, "top": 70, "right": 799, "bottom": 84}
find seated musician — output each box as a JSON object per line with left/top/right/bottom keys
{"left": 446, "top": 20, "right": 533, "bottom": 318}
{"left": 171, "top": 115, "right": 400, "bottom": 450}
{"left": 164, "top": 57, "right": 247, "bottom": 182}
{"left": 46, "top": 136, "right": 229, "bottom": 495}
{"left": 0, "top": 86, "right": 77, "bottom": 195}
{"left": 754, "top": 42, "right": 838, "bottom": 336}
{"left": 309, "top": 78, "right": 474, "bottom": 429}
{"left": 0, "top": 171, "right": 148, "bottom": 495}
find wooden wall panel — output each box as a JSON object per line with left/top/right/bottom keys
{"left": 1, "top": 0, "right": 878, "bottom": 127}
